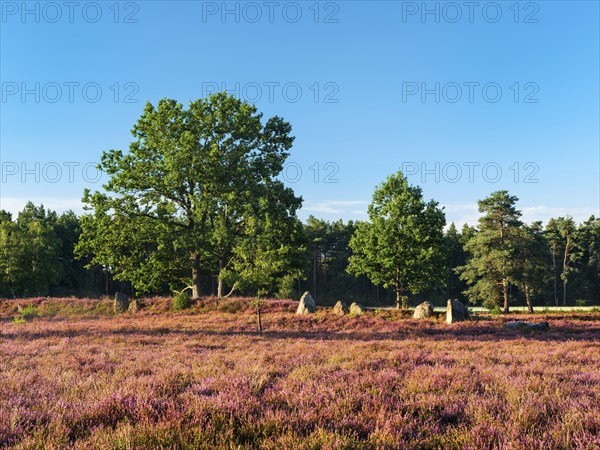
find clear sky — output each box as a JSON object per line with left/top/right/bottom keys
{"left": 1, "top": 0, "right": 599, "bottom": 226}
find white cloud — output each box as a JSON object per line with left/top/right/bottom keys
{"left": 520, "top": 206, "right": 599, "bottom": 224}
{"left": 442, "top": 203, "right": 599, "bottom": 228}
{"left": 302, "top": 200, "right": 599, "bottom": 227}
{"left": 302, "top": 200, "right": 369, "bottom": 215}
{"left": 441, "top": 203, "right": 481, "bottom": 228}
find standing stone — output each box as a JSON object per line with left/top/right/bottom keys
{"left": 413, "top": 301, "right": 434, "bottom": 319}
{"left": 296, "top": 291, "right": 316, "bottom": 315}
{"left": 114, "top": 292, "right": 129, "bottom": 314}
{"left": 446, "top": 299, "right": 470, "bottom": 324}
{"left": 333, "top": 301, "right": 349, "bottom": 316}
{"left": 349, "top": 302, "right": 366, "bottom": 316}
{"left": 128, "top": 299, "right": 140, "bottom": 314}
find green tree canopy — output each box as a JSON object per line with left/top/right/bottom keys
{"left": 573, "top": 216, "right": 600, "bottom": 302}
{"left": 0, "top": 202, "right": 62, "bottom": 297}
{"left": 76, "top": 93, "right": 303, "bottom": 297}
{"left": 347, "top": 171, "right": 446, "bottom": 309}
{"left": 458, "top": 190, "right": 522, "bottom": 312}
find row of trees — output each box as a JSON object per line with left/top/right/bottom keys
{"left": 1, "top": 197, "right": 598, "bottom": 310}
{"left": 0, "top": 203, "right": 98, "bottom": 297}
{"left": 1, "top": 94, "right": 598, "bottom": 310}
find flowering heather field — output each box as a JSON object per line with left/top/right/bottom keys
{"left": 1, "top": 298, "right": 599, "bottom": 449}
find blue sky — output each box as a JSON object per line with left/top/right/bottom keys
{"left": 1, "top": 0, "right": 599, "bottom": 226}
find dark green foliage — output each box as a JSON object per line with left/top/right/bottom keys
{"left": 572, "top": 216, "right": 600, "bottom": 303}
{"left": 301, "top": 216, "right": 376, "bottom": 304}
{"left": 443, "top": 223, "right": 470, "bottom": 301}
{"left": 458, "top": 191, "right": 523, "bottom": 312}
{"left": 546, "top": 217, "right": 580, "bottom": 305}
{"left": 0, "top": 203, "right": 62, "bottom": 297}
{"left": 512, "top": 222, "right": 551, "bottom": 313}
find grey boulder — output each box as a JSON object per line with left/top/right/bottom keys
{"left": 413, "top": 301, "right": 434, "bottom": 319}
{"left": 296, "top": 291, "right": 316, "bottom": 315}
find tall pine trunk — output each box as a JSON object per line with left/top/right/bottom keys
{"left": 395, "top": 290, "right": 401, "bottom": 310}
{"left": 502, "top": 280, "right": 509, "bottom": 313}
{"left": 525, "top": 284, "right": 534, "bottom": 314}
{"left": 552, "top": 245, "right": 558, "bottom": 306}
{"left": 191, "top": 253, "right": 201, "bottom": 299}
{"left": 312, "top": 246, "right": 317, "bottom": 302}
{"left": 562, "top": 237, "right": 570, "bottom": 306}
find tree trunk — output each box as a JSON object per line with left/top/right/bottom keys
{"left": 395, "top": 269, "right": 403, "bottom": 309}
{"left": 562, "top": 238, "right": 569, "bottom": 306}
{"left": 525, "top": 284, "right": 534, "bottom": 314}
{"left": 312, "top": 245, "right": 317, "bottom": 302}
{"left": 105, "top": 266, "right": 109, "bottom": 295}
{"left": 502, "top": 280, "right": 509, "bottom": 313}
{"left": 551, "top": 245, "right": 558, "bottom": 306}
{"left": 191, "top": 253, "right": 201, "bottom": 299}
{"left": 217, "top": 258, "right": 224, "bottom": 298}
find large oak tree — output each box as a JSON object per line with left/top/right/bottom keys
{"left": 76, "top": 93, "right": 303, "bottom": 298}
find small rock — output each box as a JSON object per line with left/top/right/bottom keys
{"left": 504, "top": 321, "right": 528, "bottom": 329}
{"left": 349, "top": 302, "right": 366, "bottom": 316}
{"left": 114, "top": 292, "right": 129, "bottom": 314}
{"left": 446, "top": 299, "right": 470, "bottom": 324}
{"left": 296, "top": 291, "right": 316, "bottom": 315}
{"left": 333, "top": 301, "right": 349, "bottom": 316}
{"left": 530, "top": 321, "right": 550, "bottom": 331}
{"left": 413, "top": 301, "right": 434, "bottom": 319}
{"left": 504, "top": 321, "right": 549, "bottom": 331}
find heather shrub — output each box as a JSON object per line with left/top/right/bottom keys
{"left": 38, "top": 300, "right": 60, "bottom": 316}
{"left": 172, "top": 292, "right": 192, "bottom": 311}
{"left": 93, "top": 299, "right": 114, "bottom": 315}
{"left": 1, "top": 308, "right": 599, "bottom": 448}
{"left": 216, "top": 298, "right": 250, "bottom": 314}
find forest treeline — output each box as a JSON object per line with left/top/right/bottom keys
{"left": 1, "top": 200, "right": 598, "bottom": 309}
{"left": 1, "top": 94, "right": 598, "bottom": 310}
